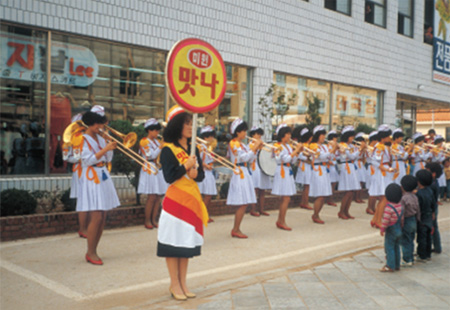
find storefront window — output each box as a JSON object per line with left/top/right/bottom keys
{"left": 272, "top": 73, "right": 331, "bottom": 130}
{"left": 0, "top": 25, "right": 48, "bottom": 175}
{"left": 331, "top": 83, "right": 380, "bottom": 129}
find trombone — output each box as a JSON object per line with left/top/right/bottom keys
{"left": 289, "top": 139, "right": 319, "bottom": 157}
{"left": 246, "top": 136, "right": 277, "bottom": 153}
{"left": 423, "top": 143, "right": 450, "bottom": 156}
{"left": 197, "top": 137, "right": 241, "bottom": 174}
{"left": 352, "top": 140, "right": 374, "bottom": 151}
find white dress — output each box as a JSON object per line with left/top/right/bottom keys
{"left": 327, "top": 145, "right": 339, "bottom": 183}
{"left": 411, "top": 147, "right": 432, "bottom": 176}
{"left": 355, "top": 151, "right": 366, "bottom": 184}
{"left": 226, "top": 139, "right": 257, "bottom": 205}
{"left": 271, "top": 143, "right": 298, "bottom": 196}
{"left": 295, "top": 152, "right": 312, "bottom": 185}
{"left": 197, "top": 143, "right": 218, "bottom": 195}
{"left": 75, "top": 134, "right": 120, "bottom": 212}
{"left": 364, "top": 149, "right": 373, "bottom": 190}
{"left": 368, "top": 143, "right": 393, "bottom": 197}
{"left": 337, "top": 144, "right": 362, "bottom": 191}
{"left": 137, "top": 138, "right": 168, "bottom": 195}
{"left": 309, "top": 144, "right": 332, "bottom": 197}
{"left": 431, "top": 150, "right": 447, "bottom": 187}
{"left": 63, "top": 145, "right": 81, "bottom": 199}
{"left": 249, "top": 149, "right": 272, "bottom": 190}
{"left": 391, "top": 143, "right": 409, "bottom": 185}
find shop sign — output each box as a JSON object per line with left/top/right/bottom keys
{"left": 433, "top": 0, "right": 450, "bottom": 85}
{"left": 0, "top": 33, "right": 98, "bottom": 87}
{"left": 334, "top": 92, "right": 377, "bottom": 117}
{"left": 166, "top": 38, "right": 226, "bottom": 113}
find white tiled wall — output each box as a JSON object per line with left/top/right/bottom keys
{"left": 1, "top": 0, "right": 449, "bottom": 128}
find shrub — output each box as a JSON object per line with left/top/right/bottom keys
{"left": 1, "top": 189, "right": 37, "bottom": 216}
{"left": 60, "top": 188, "right": 76, "bottom": 212}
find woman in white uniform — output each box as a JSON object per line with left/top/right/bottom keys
{"left": 337, "top": 126, "right": 362, "bottom": 220}
{"left": 271, "top": 124, "right": 302, "bottom": 230}
{"left": 365, "top": 131, "right": 379, "bottom": 214}
{"left": 227, "top": 119, "right": 262, "bottom": 238}
{"left": 309, "top": 125, "right": 338, "bottom": 224}
{"left": 197, "top": 125, "right": 217, "bottom": 223}
{"left": 295, "top": 128, "right": 313, "bottom": 210}
{"left": 325, "top": 130, "right": 339, "bottom": 206}
{"left": 431, "top": 135, "right": 447, "bottom": 197}
{"left": 249, "top": 126, "right": 272, "bottom": 217}
{"left": 138, "top": 118, "right": 167, "bottom": 229}
{"left": 353, "top": 132, "right": 367, "bottom": 204}
{"left": 410, "top": 132, "right": 432, "bottom": 176}
{"left": 391, "top": 129, "right": 409, "bottom": 186}
{"left": 76, "top": 105, "right": 120, "bottom": 265}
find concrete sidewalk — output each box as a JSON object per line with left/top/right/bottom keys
{"left": 1, "top": 201, "right": 449, "bottom": 310}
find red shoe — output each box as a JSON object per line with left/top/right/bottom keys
{"left": 78, "top": 231, "right": 87, "bottom": 239}
{"left": 231, "top": 231, "right": 248, "bottom": 239}
{"left": 347, "top": 214, "right": 355, "bottom": 219}
{"left": 260, "top": 211, "right": 270, "bottom": 216}
{"left": 300, "top": 204, "right": 313, "bottom": 210}
{"left": 327, "top": 202, "right": 337, "bottom": 206}
{"left": 355, "top": 199, "right": 366, "bottom": 204}
{"left": 338, "top": 212, "right": 349, "bottom": 220}
{"left": 145, "top": 224, "right": 154, "bottom": 230}
{"left": 276, "top": 222, "right": 292, "bottom": 231}
{"left": 250, "top": 211, "right": 260, "bottom": 217}
{"left": 366, "top": 208, "right": 375, "bottom": 215}
{"left": 85, "top": 254, "right": 103, "bottom": 265}
{"left": 208, "top": 218, "right": 214, "bottom": 223}
{"left": 312, "top": 216, "right": 325, "bottom": 224}
{"left": 153, "top": 223, "right": 159, "bottom": 228}
{"left": 370, "top": 221, "right": 376, "bottom": 227}
{"left": 438, "top": 201, "right": 443, "bottom": 206}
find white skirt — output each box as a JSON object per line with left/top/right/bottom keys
{"left": 328, "top": 165, "right": 339, "bottom": 183}
{"left": 70, "top": 171, "right": 79, "bottom": 199}
{"left": 338, "top": 163, "right": 362, "bottom": 191}
{"left": 295, "top": 162, "right": 311, "bottom": 185}
{"left": 392, "top": 160, "right": 407, "bottom": 186}
{"left": 271, "top": 165, "right": 297, "bottom": 196}
{"left": 368, "top": 168, "right": 393, "bottom": 197}
{"left": 250, "top": 164, "right": 272, "bottom": 190}
{"left": 366, "top": 165, "right": 373, "bottom": 189}
{"left": 309, "top": 164, "right": 332, "bottom": 197}
{"left": 137, "top": 168, "right": 168, "bottom": 195}
{"left": 76, "top": 166, "right": 120, "bottom": 212}
{"left": 227, "top": 166, "right": 257, "bottom": 205}
{"left": 197, "top": 169, "right": 217, "bottom": 195}
{"left": 438, "top": 172, "right": 446, "bottom": 187}
{"left": 355, "top": 161, "right": 366, "bottom": 183}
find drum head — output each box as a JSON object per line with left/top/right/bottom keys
{"left": 258, "top": 149, "right": 277, "bottom": 176}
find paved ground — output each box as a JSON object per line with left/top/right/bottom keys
{"left": 1, "top": 201, "right": 449, "bottom": 310}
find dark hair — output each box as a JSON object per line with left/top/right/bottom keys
{"left": 311, "top": 130, "right": 326, "bottom": 143}
{"left": 425, "top": 162, "right": 443, "bottom": 179}
{"left": 401, "top": 175, "right": 418, "bottom": 192}
{"left": 201, "top": 130, "right": 216, "bottom": 139}
{"left": 292, "top": 126, "right": 303, "bottom": 141}
{"left": 145, "top": 123, "right": 162, "bottom": 132}
{"left": 82, "top": 111, "right": 107, "bottom": 126}
{"left": 434, "top": 137, "right": 445, "bottom": 144}
{"left": 232, "top": 121, "right": 248, "bottom": 138}
{"left": 414, "top": 136, "right": 425, "bottom": 144}
{"left": 300, "top": 131, "right": 312, "bottom": 143}
{"left": 393, "top": 131, "right": 405, "bottom": 140}
{"left": 416, "top": 169, "right": 433, "bottom": 187}
{"left": 378, "top": 130, "right": 392, "bottom": 140}
{"left": 249, "top": 128, "right": 264, "bottom": 137}
{"left": 428, "top": 129, "right": 436, "bottom": 135}
{"left": 385, "top": 183, "right": 402, "bottom": 204}
{"left": 354, "top": 136, "right": 365, "bottom": 142}
{"left": 276, "top": 127, "right": 292, "bottom": 142}
{"left": 369, "top": 133, "right": 379, "bottom": 143}
{"left": 163, "top": 112, "right": 192, "bottom": 143}
{"left": 340, "top": 131, "right": 355, "bottom": 143}
{"left": 327, "top": 132, "right": 338, "bottom": 140}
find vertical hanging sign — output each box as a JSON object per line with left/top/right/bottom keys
{"left": 433, "top": 0, "right": 450, "bottom": 85}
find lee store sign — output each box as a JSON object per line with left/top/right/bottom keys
{"left": 1, "top": 33, "right": 98, "bottom": 87}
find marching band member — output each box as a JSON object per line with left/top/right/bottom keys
{"left": 295, "top": 128, "right": 313, "bottom": 210}
{"left": 271, "top": 124, "right": 302, "bottom": 230}
{"left": 391, "top": 129, "right": 408, "bottom": 186}
{"left": 249, "top": 126, "right": 272, "bottom": 217}
{"left": 432, "top": 135, "right": 447, "bottom": 201}
{"left": 138, "top": 118, "right": 166, "bottom": 229}
{"left": 425, "top": 129, "right": 436, "bottom": 144}
{"left": 368, "top": 125, "right": 395, "bottom": 228}
{"left": 337, "top": 126, "right": 362, "bottom": 220}
{"left": 325, "top": 130, "right": 339, "bottom": 206}
{"left": 309, "top": 125, "right": 338, "bottom": 224}
{"left": 227, "top": 118, "right": 262, "bottom": 238}
{"left": 63, "top": 113, "right": 88, "bottom": 238}
{"left": 197, "top": 125, "right": 218, "bottom": 223}
{"left": 158, "top": 106, "right": 207, "bottom": 300}
{"left": 410, "top": 132, "right": 432, "bottom": 176}
{"left": 365, "top": 131, "right": 379, "bottom": 214}
{"left": 353, "top": 132, "right": 367, "bottom": 204}
{"left": 76, "top": 106, "right": 120, "bottom": 265}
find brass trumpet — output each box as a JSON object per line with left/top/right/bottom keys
{"left": 197, "top": 137, "right": 241, "bottom": 174}
{"left": 290, "top": 139, "right": 319, "bottom": 157}
{"left": 246, "top": 136, "right": 277, "bottom": 152}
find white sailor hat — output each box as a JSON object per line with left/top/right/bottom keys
{"left": 434, "top": 135, "right": 444, "bottom": 142}
{"left": 313, "top": 125, "right": 325, "bottom": 135}
{"left": 144, "top": 118, "right": 159, "bottom": 128}
{"left": 378, "top": 124, "right": 390, "bottom": 132}
{"left": 301, "top": 128, "right": 310, "bottom": 136}
{"left": 276, "top": 123, "right": 288, "bottom": 136}
{"left": 369, "top": 131, "right": 378, "bottom": 139}
{"left": 327, "top": 130, "right": 337, "bottom": 136}
{"left": 392, "top": 128, "right": 403, "bottom": 135}
{"left": 250, "top": 125, "right": 262, "bottom": 132}
{"left": 91, "top": 105, "right": 105, "bottom": 116}
{"left": 230, "top": 118, "right": 244, "bottom": 134}
{"left": 71, "top": 113, "right": 82, "bottom": 123}
{"left": 355, "top": 132, "right": 365, "bottom": 139}
{"left": 342, "top": 125, "right": 355, "bottom": 134}
{"left": 412, "top": 132, "right": 424, "bottom": 141}
{"left": 200, "top": 125, "right": 214, "bottom": 134}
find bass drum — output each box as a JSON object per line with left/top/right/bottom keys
{"left": 257, "top": 149, "right": 277, "bottom": 177}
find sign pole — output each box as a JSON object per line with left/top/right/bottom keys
{"left": 191, "top": 113, "right": 198, "bottom": 157}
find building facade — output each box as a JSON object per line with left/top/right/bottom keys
{"left": 1, "top": 0, "right": 449, "bottom": 182}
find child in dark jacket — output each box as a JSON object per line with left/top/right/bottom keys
{"left": 380, "top": 183, "right": 404, "bottom": 272}
{"left": 400, "top": 175, "right": 420, "bottom": 266}
{"left": 415, "top": 169, "right": 436, "bottom": 262}
{"left": 426, "top": 162, "right": 443, "bottom": 254}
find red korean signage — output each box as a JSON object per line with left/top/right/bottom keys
{"left": 166, "top": 38, "right": 226, "bottom": 113}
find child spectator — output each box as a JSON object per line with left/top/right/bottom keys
{"left": 443, "top": 158, "right": 450, "bottom": 201}
{"left": 425, "top": 162, "right": 443, "bottom": 254}
{"left": 400, "top": 175, "right": 420, "bottom": 267}
{"left": 415, "top": 169, "right": 436, "bottom": 262}
{"left": 380, "top": 183, "right": 404, "bottom": 272}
